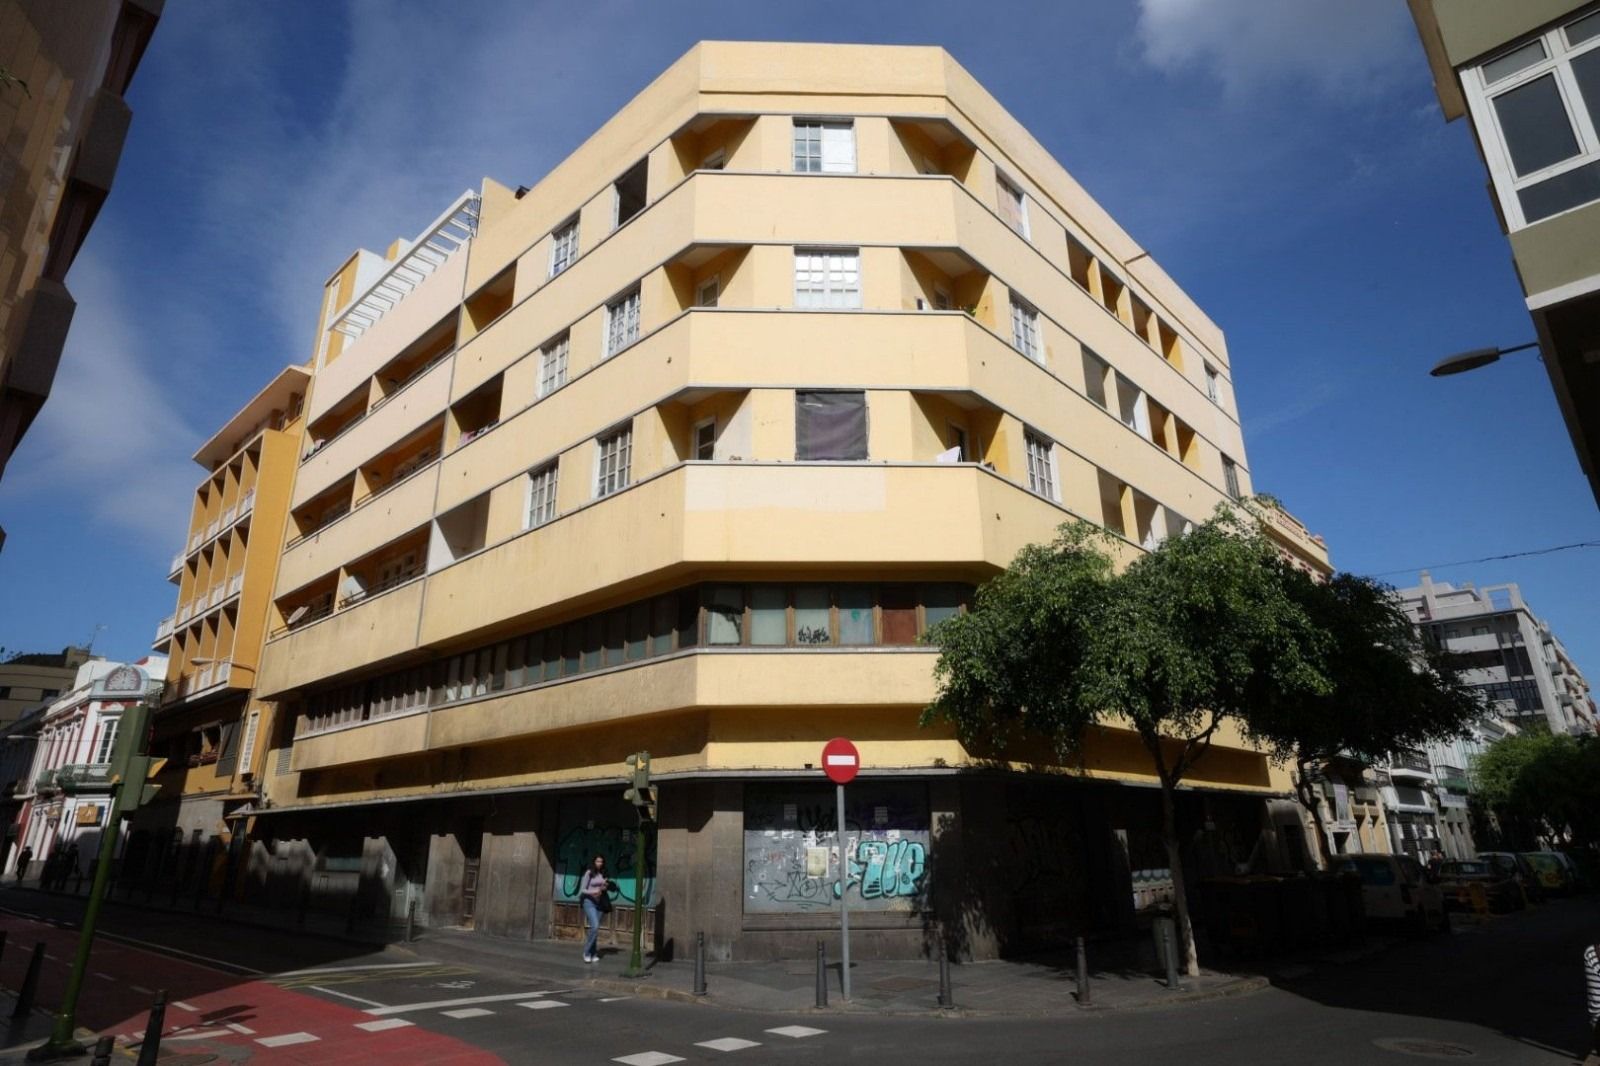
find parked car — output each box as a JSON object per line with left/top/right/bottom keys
{"left": 1520, "top": 851, "right": 1579, "bottom": 896}
{"left": 1436, "top": 859, "right": 1523, "bottom": 913}
{"left": 1479, "top": 851, "right": 1544, "bottom": 904}
{"left": 1335, "top": 854, "right": 1449, "bottom": 934}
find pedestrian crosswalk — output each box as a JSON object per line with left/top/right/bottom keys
{"left": 614, "top": 1024, "right": 828, "bottom": 1064}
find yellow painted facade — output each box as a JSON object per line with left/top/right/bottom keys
{"left": 219, "top": 43, "right": 1301, "bottom": 957}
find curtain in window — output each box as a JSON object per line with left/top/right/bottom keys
{"left": 796, "top": 391, "right": 868, "bottom": 460}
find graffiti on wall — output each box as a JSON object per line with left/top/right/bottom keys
{"left": 554, "top": 798, "right": 656, "bottom": 906}
{"left": 742, "top": 784, "right": 929, "bottom": 914}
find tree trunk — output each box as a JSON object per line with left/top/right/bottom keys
{"left": 1157, "top": 774, "right": 1201, "bottom": 978}
{"left": 1294, "top": 757, "right": 1331, "bottom": 871}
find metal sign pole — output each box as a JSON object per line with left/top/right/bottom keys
{"left": 837, "top": 781, "right": 850, "bottom": 1001}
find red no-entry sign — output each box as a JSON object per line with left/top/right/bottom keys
{"left": 821, "top": 737, "right": 860, "bottom": 784}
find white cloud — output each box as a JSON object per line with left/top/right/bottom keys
{"left": 1135, "top": 0, "right": 1417, "bottom": 99}
{"left": 0, "top": 250, "right": 204, "bottom": 550}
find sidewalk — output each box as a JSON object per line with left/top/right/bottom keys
{"left": 405, "top": 929, "right": 1268, "bottom": 1017}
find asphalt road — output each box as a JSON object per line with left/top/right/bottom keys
{"left": 0, "top": 887, "right": 1593, "bottom": 1064}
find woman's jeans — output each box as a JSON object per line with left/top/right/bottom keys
{"left": 582, "top": 896, "right": 601, "bottom": 958}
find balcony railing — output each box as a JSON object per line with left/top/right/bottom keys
{"left": 1392, "top": 750, "right": 1433, "bottom": 775}
{"left": 33, "top": 770, "right": 57, "bottom": 793}
{"left": 53, "top": 763, "right": 114, "bottom": 793}
{"left": 154, "top": 616, "right": 175, "bottom": 643}
{"left": 228, "top": 573, "right": 244, "bottom": 597}
{"left": 221, "top": 504, "right": 237, "bottom": 527}
{"left": 168, "top": 551, "right": 185, "bottom": 576}
{"left": 188, "top": 529, "right": 203, "bottom": 552}
{"left": 338, "top": 567, "right": 423, "bottom": 609}
{"left": 237, "top": 488, "right": 255, "bottom": 517}
{"left": 328, "top": 190, "right": 478, "bottom": 343}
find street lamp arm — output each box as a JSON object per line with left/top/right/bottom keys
{"left": 1429, "top": 341, "right": 1540, "bottom": 377}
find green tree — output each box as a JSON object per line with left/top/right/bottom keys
{"left": 1474, "top": 731, "right": 1600, "bottom": 850}
{"left": 1246, "top": 570, "right": 1484, "bottom": 867}
{"left": 923, "top": 511, "right": 1329, "bottom": 976}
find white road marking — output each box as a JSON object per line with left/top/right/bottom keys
{"left": 363, "top": 990, "right": 569, "bottom": 1016}
{"left": 130, "top": 986, "right": 153, "bottom": 995}
{"left": 43, "top": 953, "right": 59, "bottom": 961}
{"left": 276, "top": 961, "right": 435, "bottom": 977}
{"left": 93, "top": 972, "right": 115, "bottom": 981}
{"left": 355, "top": 1019, "right": 415, "bottom": 1033}
{"left": 613, "top": 1054, "right": 686, "bottom": 1066}
{"left": 766, "top": 1025, "right": 827, "bottom": 1038}
{"left": 167, "top": 1029, "right": 229, "bottom": 1042}
{"left": 226, "top": 1022, "right": 255, "bottom": 1035}
{"left": 309, "top": 984, "right": 386, "bottom": 1008}
{"left": 255, "top": 1032, "right": 320, "bottom": 1048}
{"left": 172, "top": 1001, "right": 199, "bottom": 1012}
{"left": 697, "top": 1037, "right": 762, "bottom": 1051}
{"left": 599, "top": 996, "right": 630, "bottom": 1002}
{"left": 518, "top": 1000, "right": 567, "bottom": 1010}
{"left": 441, "top": 1007, "right": 494, "bottom": 1019}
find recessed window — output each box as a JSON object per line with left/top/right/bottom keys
{"left": 793, "top": 120, "right": 856, "bottom": 173}
{"left": 1222, "top": 455, "right": 1241, "bottom": 501}
{"left": 997, "top": 174, "right": 1029, "bottom": 238}
{"left": 539, "top": 333, "right": 569, "bottom": 397}
{"left": 693, "top": 417, "right": 716, "bottom": 460}
{"left": 613, "top": 158, "right": 648, "bottom": 229}
{"left": 1024, "top": 430, "right": 1057, "bottom": 500}
{"left": 701, "top": 149, "right": 727, "bottom": 171}
{"left": 1204, "top": 362, "right": 1221, "bottom": 404}
{"left": 595, "top": 426, "right": 633, "bottom": 498}
{"left": 605, "top": 287, "right": 641, "bottom": 357}
{"left": 796, "top": 391, "right": 868, "bottom": 461}
{"left": 794, "top": 249, "right": 860, "bottom": 308}
{"left": 1009, "top": 292, "right": 1041, "bottom": 362}
{"left": 548, "top": 218, "right": 579, "bottom": 277}
{"left": 1082, "top": 349, "right": 1110, "bottom": 408}
{"left": 696, "top": 276, "right": 719, "bottom": 308}
{"left": 526, "top": 463, "right": 558, "bottom": 528}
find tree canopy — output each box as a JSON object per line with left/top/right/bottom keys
{"left": 923, "top": 505, "right": 1484, "bottom": 973}
{"left": 1473, "top": 731, "right": 1600, "bottom": 852}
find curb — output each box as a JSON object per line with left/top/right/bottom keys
{"left": 569, "top": 971, "right": 1271, "bottom": 1018}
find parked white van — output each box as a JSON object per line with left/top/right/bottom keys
{"left": 1335, "top": 854, "right": 1450, "bottom": 934}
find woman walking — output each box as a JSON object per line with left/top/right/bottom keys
{"left": 579, "top": 855, "right": 611, "bottom": 963}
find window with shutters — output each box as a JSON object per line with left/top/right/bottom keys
{"left": 997, "top": 173, "right": 1030, "bottom": 237}
{"left": 795, "top": 391, "right": 868, "bottom": 461}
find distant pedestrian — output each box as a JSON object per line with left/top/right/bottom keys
{"left": 579, "top": 855, "right": 612, "bottom": 964}
{"left": 1584, "top": 943, "right": 1600, "bottom": 1061}
{"left": 1428, "top": 850, "right": 1445, "bottom": 879}
{"left": 14, "top": 846, "right": 31, "bottom": 883}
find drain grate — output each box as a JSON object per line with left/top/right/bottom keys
{"left": 1373, "top": 1037, "right": 1478, "bottom": 1059}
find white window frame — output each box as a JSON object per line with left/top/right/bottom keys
{"left": 1464, "top": 9, "right": 1600, "bottom": 230}
{"left": 604, "top": 286, "right": 641, "bottom": 357}
{"left": 595, "top": 425, "right": 633, "bottom": 498}
{"left": 538, "top": 333, "right": 569, "bottom": 397}
{"left": 696, "top": 276, "right": 720, "bottom": 308}
{"left": 996, "top": 172, "right": 1030, "bottom": 238}
{"left": 1009, "top": 292, "right": 1041, "bottom": 362}
{"left": 94, "top": 718, "right": 119, "bottom": 764}
{"left": 693, "top": 417, "right": 717, "bottom": 460}
{"left": 792, "top": 119, "right": 856, "bottom": 173}
{"left": 548, "top": 217, "right": 579, "bottom": 277}
{"left": 1024, "top": 430, "right": 1059, "bottom": 501}
{"left": 1204, "top": 362, "right": 1221, "bottom": 404}
{"left": 1222, "top": 455, "right": 1242, "bottom": 501}
{"left": 794, "top": 249, "right": 862, "bottom": 309}
{"left": 526, "top": 462, "right": 559, "bottom": 528}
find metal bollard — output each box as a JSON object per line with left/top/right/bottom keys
{"left": 937, "top": 949, "right": 954, "bottom": 1009}
{"left": 815, "top": 940, "right": 828, "bottom": 1008}
{"left": 1075, "top": 935, "right": 1091, "bottom": 1006}
{"left": 693, "top": 931, "right": 707, "bottom": 996}
{"left": 90, "top": 1034, "right": 114, "bottom": 1066}
{"left": 136, "top": 989, "right": 167, "bottom": 1066}
{"left": 1161, "top": 920, "right": 1182, "bottom": 991}
{"left": 12, "top": 942, "right": 44, "bottom": 1018}
{"left": 406, "top": 899, "right": 417, "bottom": 944}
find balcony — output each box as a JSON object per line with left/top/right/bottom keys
{"left": 168, "top": 551, "right": 184, "bottom": 578}
{"left": 228, "top": 573, "right": 244, "bottom": 598}
{"left": 237, "top": 488, "right": 255, "bottom": 518}
{"left": 328, "top": 191, "right": 478, "bottom": 345}
{"left": 33, "top": 770, "right": 57, "bottom": 794}
{"left": 53, "top": 763, "right": 114, "bottom": 793}
{"left": 153, "top": 615, "right": 175, "bottom": 645}
{"left": 1389, "top": 750, "right": 1434, "bottom": 778}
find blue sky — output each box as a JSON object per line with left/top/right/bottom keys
{"left": 2, "top": 0, "right": 1596, "bottom": 677}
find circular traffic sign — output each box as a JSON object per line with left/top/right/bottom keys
{"left": 821, "top": 737, "right": 860, "bottom": 784}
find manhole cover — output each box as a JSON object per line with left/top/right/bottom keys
{"left": 1373, "top": 1038, "right": 1478, "bottom": 1059}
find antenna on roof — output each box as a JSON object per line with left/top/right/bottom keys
{"left": 83, "top": 623, "right": 106, "bottom": 653}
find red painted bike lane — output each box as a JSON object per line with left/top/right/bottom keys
{"left": 0, "top": 915, "right": 504, "bottom": 1064}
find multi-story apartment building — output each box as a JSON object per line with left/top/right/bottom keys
{"left": 1409, "top": 1, "right": 1600, "bottom": 506}
{"left": 244, "top": 42, "right": 1287, "bottom": 960}
{"left": 0, "top": 646, "right": 92, "bottom": 726}
{"left": 0, "top": 0, "right": 162, "bottom": 543}
{"left": 133, "top": 368, "right": 308, "bottom": 879}
{"left": 1401, "top": 572, "right": 1597, "bottom": 736}
{"left": 10, "top": 655, "right": 163, "bottom": 880}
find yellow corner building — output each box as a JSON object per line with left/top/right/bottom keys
{"left": 189, "top": 43, "right": 1307, "bottom": 960}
